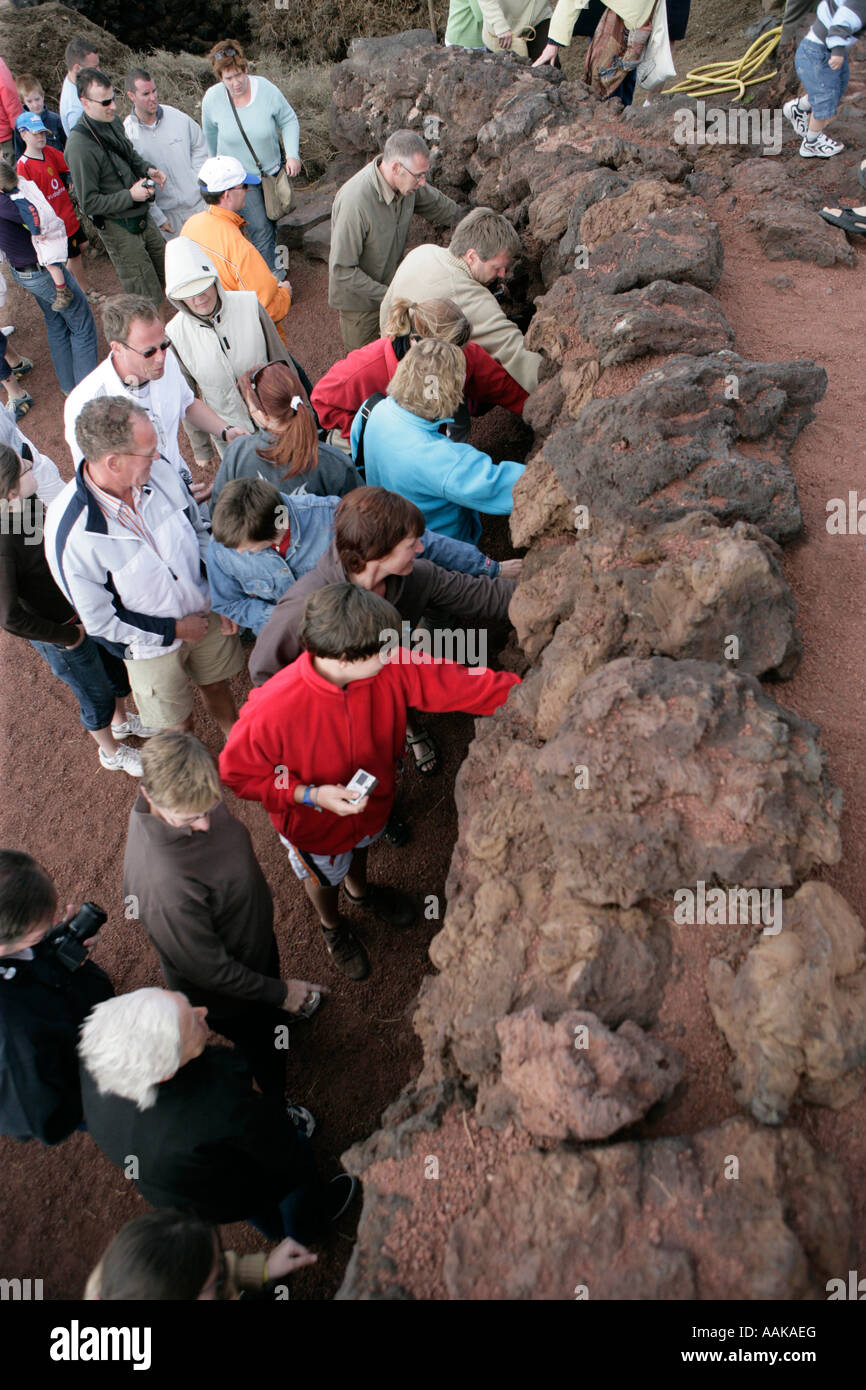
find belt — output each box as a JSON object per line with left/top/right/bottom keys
{"left": 11, "top": 263, "right": 40, "bottom": 273}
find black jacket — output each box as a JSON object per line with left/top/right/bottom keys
{"left": 0, "top": 945, "right": 113, "bottom": 1144}
{"left": 80, "top": 1046, "right": 306, "bottom": 1223}
{"left": 64, "top": 115, "right": 151, "bottom": 226}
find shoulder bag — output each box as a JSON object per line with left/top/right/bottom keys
{"left": 226, "top": 90, "right": 295, "bottom": 221}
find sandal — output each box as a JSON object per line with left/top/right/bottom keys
{"left": 406, "top": 728, "right": 439, "bottom": 776}
{"left": 86, "top": 288, "right": 108, "bottom": 307}
{"left": 7, "top": 391, "right": 33, "bottom": 421}
{"left": 819, "top": 206, "right": 866, "bottom": 236}
{"left": 10, "top": 356, "right": 33, "bottom": 379}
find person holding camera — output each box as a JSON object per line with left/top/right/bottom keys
{"left": 64, "top": 67, "right": 167, "bottom": 306}
{"left": 0, "top": 850, "right": 113, "bottom": 1144}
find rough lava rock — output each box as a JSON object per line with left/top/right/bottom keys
{"left": 531, "top": 656, "right": 842, "bottom": 908}
{"left": 512, "top": 352, "right": 824, "bottom": 548}
{"left": 509, "top": 511, "right": 802, "bottom": 686}
{"left": 582, "top": 207, "right": 724, "bottom": 294}
{"left": 497, "top": 1006, "right": 684, "bottom": 1140}
{"left": 574, "top": 279, "right": 735, "bottom": 366}
{"left": 707, "top": 882, "right": 866, "bottom": 1124}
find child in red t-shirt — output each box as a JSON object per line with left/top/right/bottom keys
{"left": 15, "top": 111, "right": 89, "bottom": 296}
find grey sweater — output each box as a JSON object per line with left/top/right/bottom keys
{"left": 123, "top": 794, "right": 285, "bottom": 1014}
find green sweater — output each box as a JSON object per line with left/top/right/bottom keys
{"left": 328, "top": 156, "right": 458, "bottom": 314}
{"left": 64, "top": 116, "right": 151, "bottom": 224}
{"left": 445, "top": 0, "right": 485, "bottom": 45}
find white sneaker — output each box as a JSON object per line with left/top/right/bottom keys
{"left": 0, "top": 325, "right": 13, "bottom": 337}
{"left": 800, "top": 132, "right": 844, "bottom": 158}
{"left": 783, "top": 98, "right": 810, "bottom": 137}
{"left": 99, "top": 744, "right": 144, "bottom": 777}
{"left": 110, "top": 712, "right": 163, "bottom": 739}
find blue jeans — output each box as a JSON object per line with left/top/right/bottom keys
{"left": 9, "top": 264, "right": 98, "bottom": 396}
{"left": 241, "top": 182, "right": 278, "bottom": 273}
{"left": 422, "top": 527, "right": 501, "bottom": 578}
{"left": 30, "top": 635, "right": 130, "bottom": 731}
{"left": 795, "top": 39, "right": 849, "bottom": 121}
{"left": 246, "top": 1132, "right": 329, "bottom": 1243}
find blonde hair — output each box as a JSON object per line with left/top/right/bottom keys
{"left": 384, "top": 298, "right": 471, "bottom": 347}
{"left": 140, "top": 733, "right": 221, "bottom": 815}
{"left": 387, "top": 338, "right": 466, "bottom": 422}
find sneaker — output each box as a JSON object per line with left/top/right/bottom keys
{"left": 326, "top": 1173, "right": 359, "bottom": 1222}
{"left": 783, "top": 98, "right": 810, "bottom": 137}
{"left": 321, "top": 922, "right": 369, "bottom": 980}
{"left": 1, "top": 324, "right": 14, "bottom": 337}
{"left": 800, "top": 132, "right": 844, "bottom": 158}
{"left": 286, "top": 1102, "right": 316, "bottom": 1138}
{"left": 110, "top": 712, "right": 163, "bottom": 740}
{"left": 10, "top": 357, "right": 33, "bottom": 380}
{"left": 50, "top": 285, "right": 74, "bottom": 312}
{"left": 344, "top": 883, "right": 416, "bottom": 928}
{"left": 99, "top": 744, "right": 143, "bottom": 777}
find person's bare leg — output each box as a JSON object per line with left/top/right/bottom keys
{"left": 302, "top": 878, "right": 342, "bottom": 930}
{"left": 197, "top": 679, "right": 237, "bottom": 738}
{"left": 807, "top": 113, "right": 833, "bottom": 134}
{"left": 47, "top": 265, "right": 65, "bottom": 290}
{"left": 88, "top": 725, "right": 124, "bottom": 757}
{"left": 66, "top": 253, "right": 88, "bottom": 291}
{"left": 343, "top": 847, "right": 368, "bottom": 902}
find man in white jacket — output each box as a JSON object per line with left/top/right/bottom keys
{"left": 123, "top": 69, "right": 208, "bottom": 240}
{"left": 45, "top": 396, "right": 244, "bottom": 737}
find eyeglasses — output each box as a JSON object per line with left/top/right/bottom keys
{"left": 395, "top": 161, "right": 428, "bottom": 184}
{"left": 84, "top": 92, "right": 115, "bottom": 107}
{"left": 119, "top": 338, "right": 171, "bottom": 359}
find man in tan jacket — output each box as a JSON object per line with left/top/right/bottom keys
{"left": 380, "top": 207, "right": 542, "bottom": 394}
{"left": 328, "top": 129, "right": 458, "bottom": 351}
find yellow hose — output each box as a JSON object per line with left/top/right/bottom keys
{"left": 665, "top": 26, "right": 782, "bottom": 101}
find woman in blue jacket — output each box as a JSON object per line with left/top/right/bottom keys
{"left": 350, "top": 338, "right": 525, "bottom": 544}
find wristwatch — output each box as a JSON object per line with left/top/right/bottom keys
{"left": 302, "top": 784, "right": 318, "bottom": 808}
{"left": 220, "top": 426, "right": 230, "bottom": 442}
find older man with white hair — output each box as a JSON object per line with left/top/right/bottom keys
{"left": 79, "top": 988, "right": 357, "bottom": 1239}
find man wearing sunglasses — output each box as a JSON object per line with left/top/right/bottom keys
{"left": 329, "top": 129, "right": 460, "bottom": 352}
{"left": 64, "top": 293, "right": 249, "bottom": 506}
{"left": 65, "top": 67, "right": 168, "bottom": 305}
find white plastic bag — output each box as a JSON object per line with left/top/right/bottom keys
{"left": 636, "top": 0, "right": 677, "bottom": 92}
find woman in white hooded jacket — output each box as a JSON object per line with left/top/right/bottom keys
{"left": 164, "top": 235, "right": 297, "bottom": 455}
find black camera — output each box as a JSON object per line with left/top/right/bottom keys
{"left": 43, "top": 901, "right": 107, "bottom": 971}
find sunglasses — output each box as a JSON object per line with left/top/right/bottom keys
{"left": 214, "top": 47, "right": 239, "bottom": 60}
{"left": 119, "top": 338, "right": 171, "bottom": 359}
{"left": 85, "top": 92, "right": 115, "bottom": 107}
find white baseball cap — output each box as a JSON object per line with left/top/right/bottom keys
{"left": 197, "top": 155, "right": 261, "bottom": 193}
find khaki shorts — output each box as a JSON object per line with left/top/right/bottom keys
{"left": 124, "top": 612, "right": 245, "bottom": 729}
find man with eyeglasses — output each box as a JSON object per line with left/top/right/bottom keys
{"left": 64, "top": 67, "right": 168, "bottom": 305}
{"left": 123, "top": 732, "right": 326, "bottom": 1098}
{"left": 45, "top": 396, "right": 245, "bottom": 743}
{"left": 64, "top": 293, "right": 249, "bottom": 507}
{"left": 329, "top": 129, "right": 460, "bottom": 352}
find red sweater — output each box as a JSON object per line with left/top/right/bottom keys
{"left": 16, "top": 148, "right": 80, "bottom": 237}
{"left": 310, "top": 337, "right": 528, "bottom": 435}
{"left": 219, "top": 649, "right": 520, "bottom": 854}
{"left": 0, "top": 60, "right": 22, "bottom": 144}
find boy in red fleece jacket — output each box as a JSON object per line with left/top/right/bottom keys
{"left": 220, "top": 582, "right": 519, "bottom": 981}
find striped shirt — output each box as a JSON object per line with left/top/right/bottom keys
{"left": 83, "top": 467, "right": 161, "bottom": 555}
{"left": 809, "top": 0, "right": 866, "bottom": 47}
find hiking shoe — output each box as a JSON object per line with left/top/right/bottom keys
{"left": 327, "top": 1173, "right": 359, "bottom": 1222}
{"left": 50, "top": 284, "right": 74, "bottom": 312}
{"left": 344, "top": 883, "right": 416, "bottom": 928}
{"left": 286, "top": 1102, "right": 316, "bottom": 1138}
{"left": 0, "top": 325, "right": 14, "bottom": 337}
{"left": 800, "top": 132, "right": 844, "bottom": 158}
{"left": 321, "top": 922, "right": 369, "bottom": 980}
{"left": 110, "top": 712, "right": 163, "bottom": 740}
{"left": 99, "top": 743, "right": 143, "bottom": 777}
{"left": 783, "top": 98, "right": 810, "bottom": 136}
{"left": 6, "top": 392, "right": 33, "bottom": 421}
{"left": 10, "top": 356, "right": 33, "bottom": 380}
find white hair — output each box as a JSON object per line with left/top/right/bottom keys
{"left": 78, "top": 989, "right": 183, "bottom": 1112}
